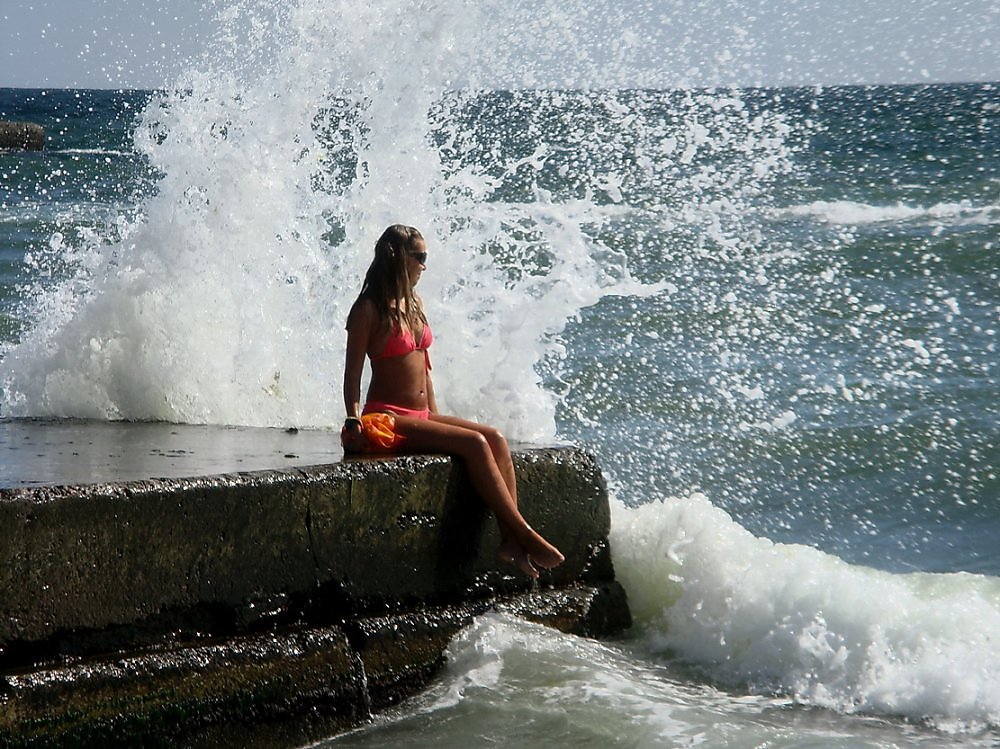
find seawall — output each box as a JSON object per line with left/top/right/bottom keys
{"left": 0, "top": 422, "right": 630, "bottom": 747}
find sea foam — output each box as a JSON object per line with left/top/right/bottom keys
{"left": 780, "top": 199, "right": 1000, "bottom": 227}
{"left": 611, "top": 493, "right": 1000, "bottom": 731}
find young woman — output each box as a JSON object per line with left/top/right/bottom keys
{"left": 341, "top": 224, "right": 564, "bottom": 578}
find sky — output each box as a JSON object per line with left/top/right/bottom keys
{"left": 2, "top": 0, "right": 999, "bottom": 89}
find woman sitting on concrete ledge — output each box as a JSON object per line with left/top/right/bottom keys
{"left": 341, "top": 224, "right": 564, "bottom": 579}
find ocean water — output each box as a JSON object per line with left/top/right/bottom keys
{"left": 2, "top": 1, "right": 999, "bottom": 746}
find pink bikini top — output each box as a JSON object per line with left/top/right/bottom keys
{"left": 371, "top": 323, "right": 433, "bottom": 369}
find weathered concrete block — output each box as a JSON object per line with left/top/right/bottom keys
{"left": 496, "top": 582, "right": 632, "bottom": 637}
{"left": 0, "top": 121, "right": 44, "bottom": 151}
{"left": 0, "top": 447, "right": 614, "bottom": 651}
{"left": 0, "top": 584, "right": 629, "bottom": 747}
{"left": 0, "top": 472, "right": 316, "bottom": 646}
{"left": 0, "top": 441, "right": 629, "bottom": 746}
{"left": 0, "top": 626, "right": 367, "bottom": 747}
{"left": 305, "top": 449, "right": 610, "bottom": 605}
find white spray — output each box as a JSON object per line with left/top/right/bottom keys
{"left": 1, "top": 0, "right": 783, "bottom": 436}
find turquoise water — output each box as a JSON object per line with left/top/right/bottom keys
{"left": 1, "top": 8, "right": 999, "bottom": 745}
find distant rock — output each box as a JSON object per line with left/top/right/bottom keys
{"left": 0, "top": 120, "right": 45, "bottom": 150}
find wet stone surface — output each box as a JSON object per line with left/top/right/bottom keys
{"left": 0, "top": 418, "right": 630, "bottom": 746}
{"left": 0, "top": 418, "right": 342, "bottom": 488}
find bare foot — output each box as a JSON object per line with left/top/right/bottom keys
{"left": 521, "top": 528, "right": 565, "bottom": 570}
{"left": 498, "top": 537, "right": 539, "bottom": 578}
{"left": 497, "top": 536, "right": 518, "bottom": 564}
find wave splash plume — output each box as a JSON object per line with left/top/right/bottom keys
{"left": 0, "top": 0, "right": 790, "bottom": 434}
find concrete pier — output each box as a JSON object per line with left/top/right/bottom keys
{"left": 0, "top": 419, "right": 630, "bottom": 747}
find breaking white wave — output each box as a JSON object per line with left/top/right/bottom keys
{"left": 779, "top": 199, "right": 1000, "bottom": 227}
{"left": 611, "top": 493, "right": 1000, "bottom": 733}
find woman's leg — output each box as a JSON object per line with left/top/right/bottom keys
{"left": 392, "top": 415, "right": 563, "bottom": 577}
{"left": 429, "top": 414, "right": 519, "bottom": 505}
{"left": 427, "top": 414, "right": 527, "bottom": 570}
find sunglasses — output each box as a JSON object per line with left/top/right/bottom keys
{"left": 408, "top": 251, "right": 428, "bottom": 264}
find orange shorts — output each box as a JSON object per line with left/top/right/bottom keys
{"left": 342, "top": 412, "right": 406, "bottom": 453}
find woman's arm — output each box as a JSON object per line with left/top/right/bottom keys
{"left": 343, "top": 299, "right": 375, "bottom": 418}
{"left": 342, "top": 299, "right": 376, "bottom": 453}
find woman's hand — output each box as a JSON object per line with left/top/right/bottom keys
{"left": 341, "top": 418, "right": 367, "bottom": 453}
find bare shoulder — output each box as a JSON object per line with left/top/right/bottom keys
{"left": 346, "top": 296, "right": 379, "bottom": 331}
